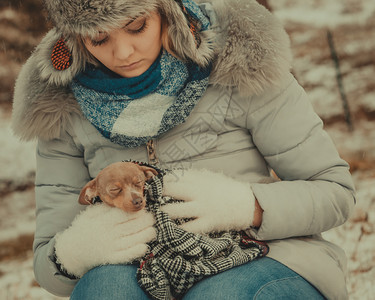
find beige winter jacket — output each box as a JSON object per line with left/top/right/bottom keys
{"left": 12, "top": 1, "right": 355, "bottom": 299}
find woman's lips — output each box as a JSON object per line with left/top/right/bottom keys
{"left": 118, "top": 60, "right": 142, "bottom": 70}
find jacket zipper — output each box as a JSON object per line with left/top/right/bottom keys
{"left": 146, "top": 139, "right": 159, "bottom": 165}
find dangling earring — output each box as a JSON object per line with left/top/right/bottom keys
{"left": 51, "top": 38, "right": 72, "bottom": 71}
{"left": 184, "top": 6, "right": 201, "bottom": 48}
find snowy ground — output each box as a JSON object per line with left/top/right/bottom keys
{"left": 0, "top": 0, "right": 374, "bottom": 299}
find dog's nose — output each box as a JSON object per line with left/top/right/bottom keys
{"left": 132, "top": 197, "right": 143, "bottom": 207}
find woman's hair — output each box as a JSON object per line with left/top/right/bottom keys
{"left": 159, "top": 10, "right": 178, "bottom": 58}
{"left": 74, "top": 9, "right": 178, "bottom": 68}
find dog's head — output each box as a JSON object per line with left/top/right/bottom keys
{"left": 78, "top": 162, "right": 157, "bottom": 212}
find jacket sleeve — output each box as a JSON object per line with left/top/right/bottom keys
{"left": 33, "top": 127, "right": 90, "bottom": 297}
{"left": 232, "top": 74, "right": 356, "bottom": 241}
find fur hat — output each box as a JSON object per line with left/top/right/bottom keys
{"left": 43, "top": 0, "right": 215, "bottom": 84}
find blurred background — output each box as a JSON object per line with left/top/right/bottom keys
{"left": 0, "top": 0, "right": 374, "bottom": 299}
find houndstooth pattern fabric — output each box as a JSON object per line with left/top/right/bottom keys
{"left": 137, "top": 169, "right": 269, "bottom": 300}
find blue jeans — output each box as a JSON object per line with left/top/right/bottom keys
{"left": 70, "top": 257, "right": 325, "bottom": 299}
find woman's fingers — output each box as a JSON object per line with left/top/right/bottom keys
{"left": 163, "top": 182, "right": 195, "bottom": 200}
{"left": 116, "top": 211, "right": 155, "bottom": 234}
{"left": 161, "top": 201, "right": 201, "bottom": 219}
{"left": 179, "top": 218, "right": 215, "bottom": 234}
{"left": 105, "top": 244, "right": 150, "bottom": 264}
{"left": 117, "top": 226, "right": 157, "bottom": 248}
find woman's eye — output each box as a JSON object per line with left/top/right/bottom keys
{"left": 88, "top": 18, "right": 147, "bottom": 47}
{"left": 126, "top": 19, "right": 147, "bottom": 34}
{"left": 90, "top": 36, "right": 109, "bottom": 47}
{"left": 89, "top": 32, "right": 109, "bottom": 47}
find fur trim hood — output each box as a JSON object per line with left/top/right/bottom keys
{"left": 43, "top": 0, "right": 216, "bottom": 84}
{"left": 12, "top": 0, "right": 292, "bottom": 141}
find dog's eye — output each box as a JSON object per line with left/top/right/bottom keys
{"left": 109, "top": 187, "right": 122, "bottom": 194}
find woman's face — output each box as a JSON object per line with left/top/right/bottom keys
{"left": 84, "top": 11, "right": 163, "bottom": 78}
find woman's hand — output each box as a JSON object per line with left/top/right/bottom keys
{"left": 162, "top": 169, "right": 258, "bottom": 234}
{"left": 54, "top": 203, "right": 156, "bottom": 278}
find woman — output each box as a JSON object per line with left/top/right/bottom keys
{"left": 12, "top": 0, "right": 355, "bottom": 299}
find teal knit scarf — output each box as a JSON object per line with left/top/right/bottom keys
{"left": 71, "top": 1, "right": 212, "bottom": 148}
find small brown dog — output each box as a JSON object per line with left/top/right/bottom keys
{"left": 78, "top": 162, "right": 158, "bottom": 212}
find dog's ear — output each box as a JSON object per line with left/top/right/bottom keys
{"left": 139, "top": 166, "right": 158, "bottom": 180}
{"left": 78, "top": 179, "right": 98, "bottom": 205}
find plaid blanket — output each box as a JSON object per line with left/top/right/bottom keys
{"left": 136, "top": 168, "right": 269, "bottom": 300}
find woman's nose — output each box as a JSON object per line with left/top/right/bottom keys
{"left": 112, "top": 32, "right": 134, "bottom": 61}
